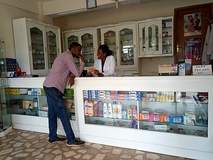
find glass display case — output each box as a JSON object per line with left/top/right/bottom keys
{"left": 6, "top": 88, "right": 75, "bottom": 120}
{"left": 0, "top": 39, "right": 12, "bottom": 136}
{"left": 83, "top": 90, "right": 208, "bottom": 137}
{"left": 101, "top": 23, "right": 138, "bottom": 70}
{"left": 46, "top": 30, "right": 59, "bottom": 69}
{"left": 67, "top": 34, "right": 80, "bottom": 66}
{"left": 64, "top": 28, "right": 99, "bottom": 69}
{"left": 30, "top": 27, "right": 46, "bottom": 71}
{"left": 76, "top": 76, "right": 213, "bottom": 159}
{"left": 13, "top": 18, "right": 61, "bottom": 76}
{"left": 81, "top": 33, "right": 95, "bottom": 67}
{"left": 139, "top": 16, "right": 173, "bottom": 57}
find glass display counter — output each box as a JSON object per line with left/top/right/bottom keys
{"left": 83, "top": 90, "right": 208, "bottom": 137}
{"left": 0, "top": 39, "right": 12, "bottom": 137}
{"left": 75, "top": 76, "right": 213, "bottom": 160}
{"left": 5, "top": 88, "right": 75, "bottom": 120}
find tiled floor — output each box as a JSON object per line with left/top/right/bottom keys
{"left": 0, "top": 129, "right": 192, "bottom": 160}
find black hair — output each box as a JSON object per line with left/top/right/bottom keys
{"left": 69, "top": 42, "right": 81, "bottom": 50}
{"left": 99, "top": 44, "right": 113, "bottom": 57}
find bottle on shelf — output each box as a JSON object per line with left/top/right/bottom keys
{"left": 108, "top": 102, "right": 113, "bottom": 118}
{"left": 93, "top": 101, "right": 98, "bottom": 117}
{"left": 132, "top": 106, "right": 137, "bottom": 120}
{"left": 98, "top": 101, "right": 103, "bottom": 117}
{"left": 112, "top": 101, "right": 118, "bottom": 118}
{"left": 103, "top": 102, "right": 108, "bottom": 118}
{"left": 88, "top": 100, "right": 94, "bottom": 116}
{"left": 127, "top": 106, "right": 133, "bottom": 120}
{"left": 117, "top": 102, "right": 123, "bottom": 119}
{"left": 33, "top": 97, "right": 38, "bottom": 116}
{"left": 84, "top": 100, "right": 88, "bottom": 116}
{"left": 122, "top": 108, "right": 127, "bottom": 119}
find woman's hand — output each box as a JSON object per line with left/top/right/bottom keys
{"left": 94, "top": 70, "right": 99, "bottom": 76}
{"left": 86, "top": 72, "right": 93, "bottom": 77}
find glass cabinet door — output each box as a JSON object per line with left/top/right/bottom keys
{"left": 67, "top": 34, "right": 80, "bottom": 66}
{"left": 81, "top": 33, "right": 94, "bottom": 67}
{"left": 139, "top": 23, "right": 146, "bottom": 57}
{"left": 28, "top": 25, "right": 46, "bottom": 71}
{"left": 119, "top": 28, "right": 134, "bottom": 66}
{"left": 145, "top": 20, "right": 162, "bottom": 55}
{"left": 0, "top": 40, "right": 6, "bottom": 78}
{"left": 162, "top": 19, "right": 173, "bottom": 55}
{"left": 46, "top": 30, "right": 57, "bottom": 69}
{"left": 101, "top": 29, "right": 117, "bottom": 63}
{"left": 148, "top": 25, "right": 159, "bottom": 52}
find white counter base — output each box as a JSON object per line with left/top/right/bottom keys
{"left": 0, "top": 126, "right": 12, "bottom": 137}
{"left": 11, "top": 114, "right": 79, "bottom": 137}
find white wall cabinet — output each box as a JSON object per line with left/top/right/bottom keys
{"left": 138, "top": 17, "right": 173, "bottom": 58}
{"left": 101, "top": 23, "right": 138, "bottom": 76}
{"left": 63, "top": 28, "right": 99, "bottom": 70}
{"left": 13, "top": 18, "right": 61, "bottom": 76}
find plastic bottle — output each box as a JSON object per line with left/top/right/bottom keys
{"left": 84, "top": 100, "right": 88, "bottom": 116}
{"left": 103, "top": 102, "right": 108, "bottom": 118}
{"left": 112, "top": 101, "right": 118, "bottom": 118}
{"left": 127, "top": 106, "right": 132, "bottom": 120}
{"left": 108, "top": 102, "right": 113, "bottom": 118}
{"left": 93, "top": 101, "right": 98, "bottom": 117}
{"left": 98, "top": 101, "right": 103, "bottom": 117}
{"left": 132, "top": 106, "right": 137, "bottom": 120}
{"left": 33, "top": 97, "right": 38, "bottom": 115}
{"left": 122, "top": 109, "right": 127, "bottom": 119}
{"left": 117, "top": 102, "right": 122, "bottom": 119}
{"left": 88, "top": 100, "right": 94, "bottom": 116}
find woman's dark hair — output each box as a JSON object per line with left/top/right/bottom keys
{"left": 69, "top": 42, "right": 81, "bottom": 50}
{"left": 99, "top": 44, "right": 113, "bottom": 57}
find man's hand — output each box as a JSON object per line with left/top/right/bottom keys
{"left": 68, "top": 76, "right": 75, "bottom": 87}
{"left": 78, "top": 54, "right": 85, "bottom": 63}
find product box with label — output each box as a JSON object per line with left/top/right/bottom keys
{"left": 64, "top": 99, "right": 75, "bottom": 113}
{"left": 22, "top": 100, "right": 34, "bottom": 109}
{"left": 158, "top": 64, "right": 178, "bottom": 76}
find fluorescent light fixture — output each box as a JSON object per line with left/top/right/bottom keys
{"left": 57, "top": 7, "right": 99, "bottom": 17}
{"left": 57, "top": 8, "right": 87, "bottom": 16}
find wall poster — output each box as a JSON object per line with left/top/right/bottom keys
{"left": 184, "top": 38, "right": 202, "bottom": 60}
{"left": 184, "top": 12, "right": 202, "bottom": 37}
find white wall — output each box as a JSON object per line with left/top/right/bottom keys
{"left": 0, "top": 1, "right": 53, "bottom": 58}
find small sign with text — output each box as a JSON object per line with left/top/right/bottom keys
{"left": 192, "top": 65, "right": 212, "bottom": 75}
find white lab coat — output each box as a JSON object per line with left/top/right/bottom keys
{"left": 202, "top": 23, "right": 213, "bottom": 64}
{"left": 93, "top": 55, "right": 116, "bottom": 76}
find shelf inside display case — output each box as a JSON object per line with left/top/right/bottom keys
{"left": 5, "top": 88, "right": 76, "bottom": 120}
{"left": 83, "top": 90, "right": 208, "bottom": 137}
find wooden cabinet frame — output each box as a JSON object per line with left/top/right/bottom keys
{"left": 174, "top": 3, "right": 213, "bottom": 67}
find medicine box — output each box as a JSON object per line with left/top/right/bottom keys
{"left": 22, "top": 100, "right": 34, "bottom": 109}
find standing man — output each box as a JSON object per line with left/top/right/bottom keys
{"left": 43, "top": 42, "right": 85, "bottom": 146}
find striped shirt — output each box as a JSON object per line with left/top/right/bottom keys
{"left": 43, "top": 50, "right": 85, "bottom": 93}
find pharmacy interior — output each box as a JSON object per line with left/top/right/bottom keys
{"left": 1, "top": 1, "right": 213, "bottom": 160}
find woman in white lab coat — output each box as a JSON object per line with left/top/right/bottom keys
{"left": 88, "top": 44, "right": 116, "bottom": 77}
